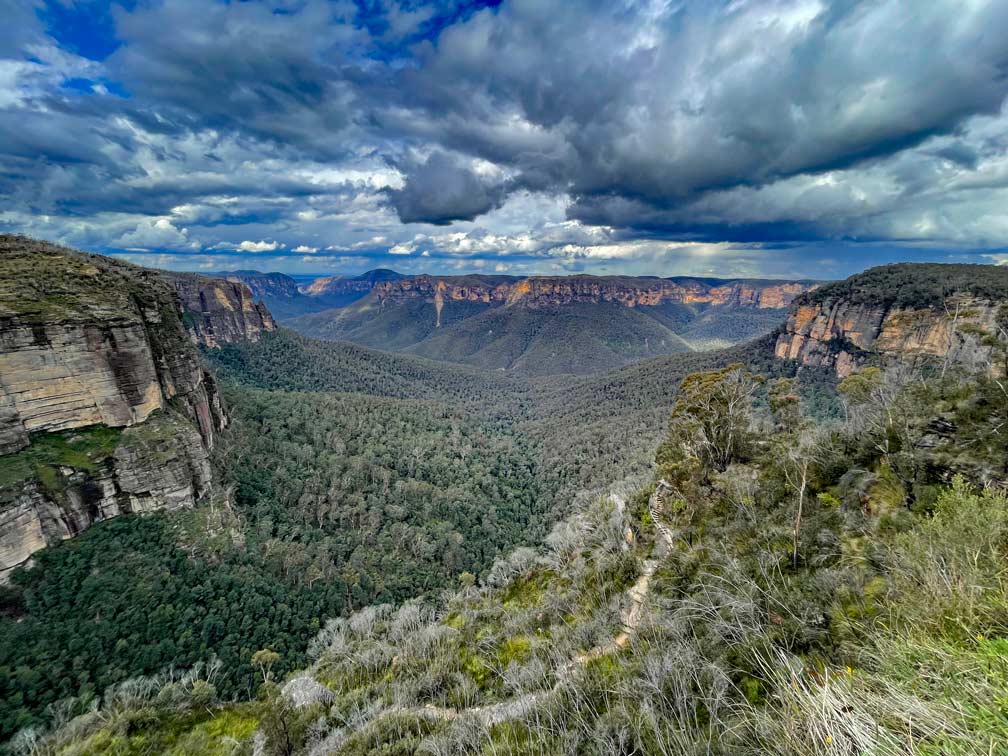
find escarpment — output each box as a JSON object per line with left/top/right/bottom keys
{"left": 165, "top": 271, "right": 276, "bottom": 348}
{"left": 370, "top": 274, "right": 813, "bottom": 310}
{"left": 0, "top": 235, "right": 268, "bottom": 579}
{"left": 775, "top": 263, "right": 1008, "bottom": 377}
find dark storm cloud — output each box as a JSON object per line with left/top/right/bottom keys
{"left": 391, "top": 0, "right": 1008, "bottom": 228}
{"left": 388, "top": 150, "right": 509, "bottom": 224}
{"left": 3, "top": 0, "right": 1008, "bottom": 270}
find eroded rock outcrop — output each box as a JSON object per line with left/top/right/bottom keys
{"left": 775, "top": 264, "right": 1008, "bottom": 378}
{"left": 0, "top": 236, "right": 263, "bottom": 579}
{"left": 0, "top": 415, "right": 211, "bottom": 581}
{"left": 166, "top": 272, "right": 276, "bottom": 348}
{"left": 371, "top": 274, "right": 814, "bottom": 310}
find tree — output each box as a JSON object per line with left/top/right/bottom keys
{"left": 252, "top": 649, "right": 280, "bottom": 684}
{"left": 657, "top": 364, "right": 761, "bottom": 478}
{"left": 778, "top": 427, "right": 825, "bottom": 568}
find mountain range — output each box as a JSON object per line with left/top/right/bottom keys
{"left": 229, "top": 269, "right": 817, "bottom": 375}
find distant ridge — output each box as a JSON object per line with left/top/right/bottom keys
{"left": 285, "top": 273, "right": 818, "bottom": 376}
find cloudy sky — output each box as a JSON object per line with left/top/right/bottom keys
{"left": 3, "top": 0, "right": 1008, "bottom": 279}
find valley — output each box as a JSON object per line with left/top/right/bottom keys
{"left": 1, "top": 236, "right": 1007, "bottom": 755}
{"left": 281, "top": 272, "right": 816, "bottom": 376}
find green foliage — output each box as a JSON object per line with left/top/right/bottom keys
{"left": 217, "top": 383, "right": 559, "bottom": 604}
{"left": 0, "top": 516, "right": 314, "bottom": 741}
{"left": 0, "top": 425, "right": 122, "bottom": 490}
{"left": 805, "top": 262, "right": 1008, "bottom": 310}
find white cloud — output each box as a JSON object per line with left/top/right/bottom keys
{"left": 389, "top": 240, "right": 416, "bottom": 255}
{"left": 293, "top": 244, "right": 318, "bottom": 253}
{"left": 237, "top": 240, "right": 282, "bottom": 252}
{"left": 116, "top": 217, "right": 194, "bottom": 250}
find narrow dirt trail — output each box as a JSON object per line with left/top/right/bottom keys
{"left": 356, "top": 485, "right": 678, "bottom": 731}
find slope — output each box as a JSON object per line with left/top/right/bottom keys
{"left": 286, "top": 273, "right": 815, "bottom": 376}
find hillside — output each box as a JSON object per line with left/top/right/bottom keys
{"left": 288, "top": 273, "right": 816, "bottom": 376}
{"left": 17, "top": 345, "right": 1008, "bottom": 754}
{"left": 222, "top": 269, "right": 408, "bottom": 321}
{"left": 3, "top": 253, "right": 1008, "bottom": 753}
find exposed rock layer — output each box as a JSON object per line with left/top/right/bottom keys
{"left": 371, "top": 274, "right": 813, "bottom": 310}
{"left": 223, "top": 270, "right": 300, "bottom": 298}
{"left": 165, "top": 271, "right": 276, "bottom": 348}
{"left": 775, "top": 295, "right": 1004, "bottom": 378}
{"left": 0, "top": 236, "right": 267, "bottom": 579}
{"left": 0, "top": 415, "right": 211, "bottom": 581}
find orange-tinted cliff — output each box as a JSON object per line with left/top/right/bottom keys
{"left": 371, "top": 274, "right": 814, "bottom": 310}
{"left": 774, "top": 264, "right": 1008, "bottom": 378}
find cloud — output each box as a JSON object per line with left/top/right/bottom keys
{"left": 237, "top": 240, "right": 282, "bottom": 252}
{"left": 4, "top": 0, "right": 1008, "bottom": 278}
{"left": 387, "top": 150, "right": 509, "bottom": 224}
{"left": 116, "top": 218, "right": 194, "bottom": 250}
{"left": 389, "top": 240, "right": 416, "bottom": 255}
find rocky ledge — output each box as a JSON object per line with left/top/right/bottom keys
{"left": 774, "top": 264, "right": 1008, "bottom": 377}
{"left": 0, "top": 236, "right": 269, "bottom": 579}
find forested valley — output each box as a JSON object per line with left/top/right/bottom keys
{"left": 1, "top": 323, "right": 793, "bottom": 742}
{"left": 3, "top": 258, "right": 1008, "bottom": 756}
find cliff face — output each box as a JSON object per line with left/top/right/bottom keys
{"left": 0, "top": 236, "right": 261, "bottom": 579}
{"left": 775, "top": 295, "right": 1005, "bottom": 378}
{"left": 0, "top": 415, "right": 211, "bottom": 581}
{"left": 371, "top": 275, "right": 813, "bottom": 310}
{"left": 166, "top": 272, "right": 276, "bottom": 348}
{"left": 223, "top": 270, "right": 300, "bottom": 299}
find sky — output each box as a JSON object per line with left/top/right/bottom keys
{"left": 3, "top": 0, "right": 1008, "bottom": 280}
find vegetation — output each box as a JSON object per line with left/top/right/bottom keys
{"left": 215, "top": 384, "right": 561, "bottom": 603}
{"left": 11, "top": 349, "right": 1007, "bottom": 753}
{"left": 0, "top": 426, "right": 121, "bottom": 491}
{"left": 805, "top": 262, "right": 1008, "bottom": 309}
{"left": 4, "top": 250, "right": 1008, "bottom": 753}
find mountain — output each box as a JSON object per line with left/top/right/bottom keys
{"left": 0, "top": 235, "right": 271, "bottom": 580}
{"left": 288, "top": 273, "right": 816, "bottom": 375}
{"left": 13, "top": 259, "right": 1007, "bottom": 753}
{"left": 221, "top": 268, "right": 407, "bottom": 320}
{"left": 300, "top": 268, "right": 405, "bottom": 297}
{"left": 775, "top": 263, "right": 1008, "bottom": 377}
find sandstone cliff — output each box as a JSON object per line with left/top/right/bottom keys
{"left": 774, "top": 264, "right": 1008, "bottom": 378}
{"left": 302, "top": 269, "right": 405, "bottom": 297}
{"left": 165, "top": 271, "right": 276, "bottom": 348}
{"left": 223, "top": 269, "right": 300, "bottom": 298}
{"left": 370, "top": 274, "right": 813, "bottom": 310}
{"left": 0, "top": 236, "right": 264, "bottom": 579}
{"left": 0, "top": 415, "right": 211, "bottom": 581}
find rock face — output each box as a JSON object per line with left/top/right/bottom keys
{"left": 775, "top": 264, "right": 1008, "bottom": 378}
{"left": 222, "top": 270, "right": 300, "bottom": 299}
{"left": 370, "top": 274, "right": 813, "bottom": 310}
{"left": 302, "top": 269, "right": 405, "bottom": 297}
{"left": 165, "top": 271, "right": 276, "bottom": 348}
{"left": 0, "top": 415, "right": 211, "bottom": 581}
{"left": 0, "top": 236, "right": 266, "bottom": 580}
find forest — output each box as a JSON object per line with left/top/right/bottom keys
{"left": 9, "top": 342, "right": 1008, "bottom": 754}
{"left": 3, "top": 263, "right": 1007, "bottom": 753}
